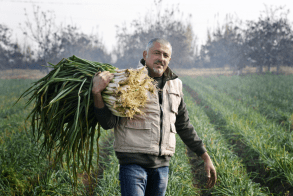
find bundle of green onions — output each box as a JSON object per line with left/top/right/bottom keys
{"left": 18, "top": 55, "right": 156, "bottom": 185}
{"left": 103, "top": 66, "right": 156, "bottom": 118}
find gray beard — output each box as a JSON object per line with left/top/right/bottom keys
{"left": 153, "top": 67, "right": 164, "bottom": 75}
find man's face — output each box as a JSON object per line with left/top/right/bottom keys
{"left": 143, "top": 42, "right": 172, "bottom": 77}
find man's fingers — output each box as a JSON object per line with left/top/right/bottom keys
{"left": 92, "top": 71, "right": 114, "bottom": 93}
{"left": 205, "top": 167, "right": 217, "bottom": 189}
{"left": 207, "top": 170, "right": 217, "bottom": 188}
{"left": 109, "top": 72, "right": 114, "bottom": 78}
{"left": 207, "top": 176, "right": 212, "bottom": 188}
{"left": 206, "top": 177, "right": 213, "bottom": 188}
{"left": 105, "top": 72, "right": 114, "bottom": 81}
{"left": 94, "top": 71, "right": 102, "bottom": 76}
{"left": 94, "top": 71, "right": 113, "bottom": 80}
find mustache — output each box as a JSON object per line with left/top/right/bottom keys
{"left": 154, "top": 60, "right": 164, "bottom": 66}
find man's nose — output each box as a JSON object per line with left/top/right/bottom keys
{"left": 158, "top": 53, "right": 164, "bottom": 61}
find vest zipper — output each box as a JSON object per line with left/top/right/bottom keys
{"left": 158, "top": 90, "right": 163, "bottom": 156}
{"left": 159, "top": 104, "right": 163, "bottom": 156}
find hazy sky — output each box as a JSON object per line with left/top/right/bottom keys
{"left": 1, "top": 0, "right": 292, "bottom": 51}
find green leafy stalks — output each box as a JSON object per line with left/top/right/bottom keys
{"left": 16, "top": 55, "right": 117, "bottom": 187}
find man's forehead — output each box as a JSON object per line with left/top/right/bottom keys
{"left": 151, "top": 43, "right": 171, "bottom": 53}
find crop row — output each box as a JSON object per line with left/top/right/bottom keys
{"left": 0, "top": 79, "right": 88, "bottom": 195}
{"left": 193, "top": 74, "right": 293, "bottom": 128}
{"left": 191, "top": 77, "right": 293, "bottom": 153}
{"left": 181, "top": 76, "right": 293, "bottom": 193}
{"left": 182, "top": 86, "right": 269, "bottom": 195}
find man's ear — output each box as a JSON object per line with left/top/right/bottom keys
{"left": 143, "top": 50, "right": 147, "bottom": 60}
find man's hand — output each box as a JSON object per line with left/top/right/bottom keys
{"left": 92, "top": 71, "right": 114, "bottom": 108}
{"left": 92, "top": 71, "right": 114, "bottom": 95}
{"left": 200, "top": 152, "right": 217, "bottom": 188}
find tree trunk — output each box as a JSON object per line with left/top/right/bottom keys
{"left": 277, "top": 64, "right": 280, "bottom": 74}
{"left": 258, "top": 65, "right": 263, "bottom": 73}
{"left": 237, "top": 68, "right": 243, "bottom": 76}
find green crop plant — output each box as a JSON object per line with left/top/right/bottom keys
{"left": 165, "top": 134, "right": 200, "bottom": 195}
{"left": 182, "top": 87, "right": 269, "bottom": 195}
{"left": 194, "top": 74, "right": 293, "bottom": 129}
{"left": 182, "top": 76, "right": 293, "bottom": 187}
{"left": 0, "top": 79, "right": 87, "bottom": 195}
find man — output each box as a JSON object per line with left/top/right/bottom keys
{"left": 92, "top": 38, "right": 217, "bottom": 196}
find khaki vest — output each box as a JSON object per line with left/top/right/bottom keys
{"left": 113, "top": 78, "right": 183, "bottom": 156}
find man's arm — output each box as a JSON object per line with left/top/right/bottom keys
{"left": 175, "top": 96, "right": 217, "bottom": 188}
{"left": 93, "top": 92, "right": 105, "bottom": 109}
{"left": 175, "top": 97, "right": 207, "bottom": 156}
{"left": 92, "top": 71, "right": 119, "bottom": 130}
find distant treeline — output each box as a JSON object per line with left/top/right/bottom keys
{"left": 0, "top": 2, "right": 293, "bottom": 74}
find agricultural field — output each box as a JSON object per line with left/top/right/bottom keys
{"left": 0, "top": 79, "right": 202, "bottom": 196}
{"left": 0, "top": 73, "right": 292, "bottom": 195}
{"left": 0, "top": 79, "right": 87, "bottom": 195}
{"left": 181, "top": 73, "right": 293, "bottom": 195}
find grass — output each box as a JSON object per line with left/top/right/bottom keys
{"left": 94, "top": 130, "right": 121, "bottom": 196}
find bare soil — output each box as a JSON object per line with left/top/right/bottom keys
{"left": 0, "top": 69, "right": 46, "bottom": 79}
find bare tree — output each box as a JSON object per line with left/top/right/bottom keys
{"left": 57, "top": 24, "right": 111, "bottom": 63}
{"left": 113, "top": 0, "right": 197, "bottom": 69}
{"left": 20, "top": 5, "right": 60, "bottom": 72}
{"left": 0, "top": 24, "right": 26, "bottom": 70}
{"left": 0, "top": 24, "right": 13, "bottom": 69}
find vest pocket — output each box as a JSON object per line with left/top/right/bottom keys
{"left": 123, "top": 121, "right": 152, "bottom": 148}
{"left": 167, "top": 89, "right": 181, "bottom": 115}
{"left": 168, "top": 123, "right": 177, "bottom": 150}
